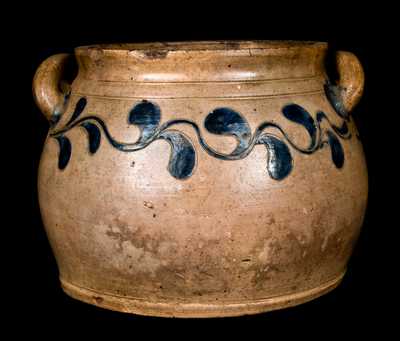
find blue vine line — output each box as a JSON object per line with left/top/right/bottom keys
{"left": 49, "top": 89, "right": 352, "bottom": 180}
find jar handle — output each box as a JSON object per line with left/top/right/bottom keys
{"left": 335, "top": 51, "right": 365, "bottom": 112}
{"left": 32, "top": 53, "right": 73, "bottom": 124}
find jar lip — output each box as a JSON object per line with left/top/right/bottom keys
{"left": 74, "top": 40, "right": 328, "bottom": 83}
{"left": 76, "top": 40, "right": 327, "bottom": 53}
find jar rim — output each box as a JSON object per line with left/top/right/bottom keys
{"left": 76, "top": 40, "right": 327, "bottom": 53}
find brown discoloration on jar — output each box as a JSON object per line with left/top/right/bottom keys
{"left": 141, "top": 50, "right": 169, "bottom": 59}
{"left": 33, "top": 40, "right": 367, "bottom": 317}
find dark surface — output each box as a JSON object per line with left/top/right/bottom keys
{"left": 8, "top": 6, "right": 396, "bottom": 334}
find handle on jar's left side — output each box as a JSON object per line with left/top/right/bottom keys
{"left": 32, "top": 53, "right": 72, "bottom": 124}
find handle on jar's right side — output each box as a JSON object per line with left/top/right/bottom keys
{"left": 326, "top": 51, "right": 365, "bottom": 116}
{"left": 336, "top": 51, "right": 365, "bottom": 112}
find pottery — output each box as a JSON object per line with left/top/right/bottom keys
{"left": 33, "top": 41, "right": 367, "bottom": 318}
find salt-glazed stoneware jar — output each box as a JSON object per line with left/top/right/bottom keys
{"left": 33, "top": 41, "right": 367, "bottom": 318}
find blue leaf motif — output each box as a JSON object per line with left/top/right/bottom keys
{"left": 129, "top": 100, "right": 161, "bottom": 143}
{"left": 333, "top": 121, "right": 349, "bottom": 137}
{"left": 49, "top": 97, "right": 350, "bottom": 180}
{"left": 66, "top": 97, "right": 87, "bottom": 126}
{"left": 81, "top": 122, "right": 101, "bottom": 154}
{"left": 159, "top": 130, "right": 196, "bottom": 179}
{"left": 258, "top": 134, "right": 293, "bottom": 180}
{"left": 326, "top": 130, "right": 344, "bottom": 168}
{"left": 55, "top": 135, "right": 71, "bottom": 170}
{"left": 204, "top": 107, "right": 251, "bottom": 155}
{"left": 316, "top": 111, "right": 350, "bottom": 138}
{"left": 282, "top": 104, "right": 317, "bottom": 149}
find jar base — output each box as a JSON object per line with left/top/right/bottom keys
{"left": 60, "top": 272, "right": 345, "bottom": 318}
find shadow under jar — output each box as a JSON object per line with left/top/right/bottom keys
{"left": 33, "top": 40, "right": 367, "bottom": 318}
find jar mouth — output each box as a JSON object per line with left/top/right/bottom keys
{"left": 76, "top": 40, "right": 327, "bottom": 53}
{"left": 74, "top": 40, "right": 328, "bottom": 83}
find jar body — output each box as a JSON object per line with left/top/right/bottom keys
{"left": 35, "top": 42, "right": 368, "bottom": 317}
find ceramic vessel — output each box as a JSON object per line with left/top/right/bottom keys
{"left": 33, "top": 41, "right": 367, "bottom": 317}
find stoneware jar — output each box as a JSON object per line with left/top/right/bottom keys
{"left": 33, "top": 41, "right": 367, "bottom": 318}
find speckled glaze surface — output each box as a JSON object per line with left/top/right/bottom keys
{"left": 33, "top": 41, "right": 367, "bottom": 317}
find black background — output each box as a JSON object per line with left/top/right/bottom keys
{"left": 10, "top": 6, "right": 396, "bottom": 333}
